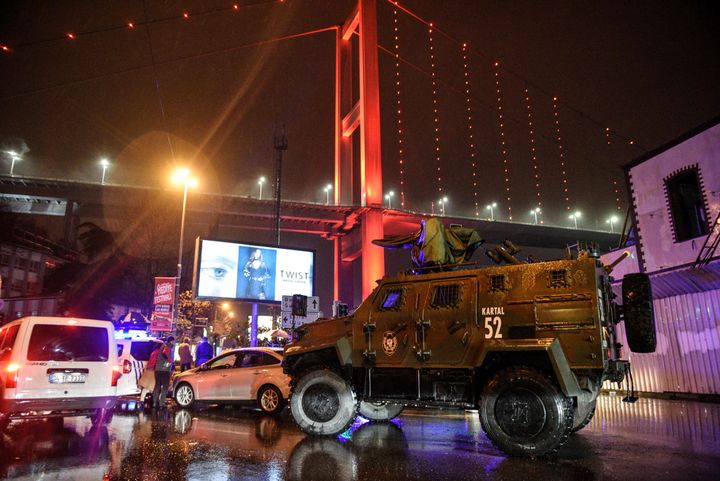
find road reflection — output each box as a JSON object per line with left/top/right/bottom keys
{"left": 0, "top": 395, "right": 717, "bottom": 481}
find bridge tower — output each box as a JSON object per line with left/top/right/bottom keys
{"left": 334, "top": 0, "right": 385, "bottom": 303}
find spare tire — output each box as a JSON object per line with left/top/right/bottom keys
{"left": 622, "top": 273, "right": 656, "bottom": 353}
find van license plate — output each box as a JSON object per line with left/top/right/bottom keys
{"left": 49, "top": 372, "right": 87, "bottom": 384}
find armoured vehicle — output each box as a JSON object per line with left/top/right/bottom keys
{"left": 283, "top": 220, "right": 655, "bottom": 457}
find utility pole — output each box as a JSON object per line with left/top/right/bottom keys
{"left": 273, "top": 125, "right": 288, "bottom": 246}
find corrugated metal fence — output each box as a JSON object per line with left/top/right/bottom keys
{"left": 606, "top": 289, "right": 720, "bottom": 394}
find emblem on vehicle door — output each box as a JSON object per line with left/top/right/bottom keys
{"left": 382, "top": 331, "right": 398, "bottom": 356}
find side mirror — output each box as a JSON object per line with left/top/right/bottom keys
{"left": 200, "top": 363, "right": 209, "bottom": 371}
{"left": 621, "top": 273, "right": 656, "bottom": 353}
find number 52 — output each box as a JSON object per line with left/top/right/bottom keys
{"left": 484, "top": 316, "right": 503, "bottom": 339}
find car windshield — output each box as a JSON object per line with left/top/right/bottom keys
{"left": 27, "top": 324, "right": 109, "bottom": 362}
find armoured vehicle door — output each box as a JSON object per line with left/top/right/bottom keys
{"left": 419, "top": 276, "right": 477, "bottom": 365}
{"left": 369, "top": 282, "right": 425, "bottom": 367}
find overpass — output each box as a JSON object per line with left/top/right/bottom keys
{"left": 1, "top": 173, "right": 620, "bottom": 305}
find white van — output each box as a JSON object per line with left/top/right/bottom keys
{"left": 0, "top": 317, "right": 120, "bottom": 430}
{"left": 115, "top": 329, "right": 162, "bottom": 398}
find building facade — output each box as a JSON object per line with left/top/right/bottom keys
{"left": 602, "top": 116, "right": 720, "bottom": 395}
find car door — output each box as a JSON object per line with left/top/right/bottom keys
{"left": 196, "top": 352, "right": 239, "bottom": 400}
{"left": 230, "top": 350, "right": 266, "bottom": 400}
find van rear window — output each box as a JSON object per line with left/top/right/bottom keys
{"left": 27, "top": 324, "right": 109, "bottom": 362}
{"left": 130, "top": 341, "right": 161, "bottom": 361}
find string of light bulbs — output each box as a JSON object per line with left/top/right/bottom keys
{"left": 524, "top": 86, "right": 542, "bottom": 214}
{"left": 494, "top": 61, "right": 513, "bottom": 220}
{"left": 552, "top": 96, "right": 571, "bottom": 211}
{"left": 462, "top": 43, "right": 480, "bottom": 217}
{"left": 428, "top": 24, "right": 443, "bottom": 197}
{"left": 392, "top": 7, "right": 407, "bottom": 208}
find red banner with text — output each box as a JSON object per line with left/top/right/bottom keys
{"left": 151, "top": 277, "right": 176, "bottom": 332}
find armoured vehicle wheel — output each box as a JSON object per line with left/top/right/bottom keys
{"left": 358, "top": 401, "right": 404, "bottom": 421}
{"left": 174, "top": 383, "right": 195, "bottom": 408}
{"left": 290, "top": 369, "right": 358, "bottom": 435}
{"left": 622, "top": 273, "right": 657, "bottom": 353}
{"left": 479, "top": 366, "right": 573, "bottom": 457}
{"left": 572, "top": 400, "right": 596, "bottom": 433}
{"left": 258, "top": 385, "right": 285, "bottom": 414}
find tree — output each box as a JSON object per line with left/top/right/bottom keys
{"left": 176, "top": 290, "right": 211, "bottom": 339}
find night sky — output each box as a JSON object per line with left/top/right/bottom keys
{"left": 1, "top": 0, "right": 719, "bottom": 230}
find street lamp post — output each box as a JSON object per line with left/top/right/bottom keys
{"left": 438, "top": 196, "right": 448, "bottom": 216}
{"left": 99, "top": 158, "right": 110, "bottom": 185}
{"left": 486, "top": 202, "right": 497, "bottom": 221}
{"left": 324, "top": 183, "right": 333, "bottom": 205}
{"left": 606, "top": 215, "right": 619, "bottom": 233}
{"left": 530, "top": 207, "right": 541, "bottom": 225}
{"left": 385, "top": 191, "right": 395, "bottom": 209}
{"left": 569, "top": 211, "right": 582, "bottom": 229}
{"left": 258, "top": 176, "right": 265, "bottom": 200}
{"left": 172, "top": 168, "right": 198, "bottom": 330}
{"left": 6, "top": 151, "right": 21, "bottom": 176}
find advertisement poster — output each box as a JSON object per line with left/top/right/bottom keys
{"left": 151, "top": 276, "right": 176, "bottom": 331}
{"left": 195, "top": 239, "right": 314, "bottom": 302}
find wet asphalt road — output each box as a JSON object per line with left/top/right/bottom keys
{"left": 0, "top": 394, "right": 719, "bottom": 481}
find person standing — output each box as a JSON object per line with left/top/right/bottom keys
{"left": 152, "top": 336, "right": 175, "bottom": 409}
{"left": 195, "top": 336, "right": 213, "bottom": 366}
{"left": 178, "top": 338, "right": 193, "bottom": 371}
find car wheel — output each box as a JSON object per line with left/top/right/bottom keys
{"left": 358, "top": 401, "right": 404, "bottom": 421}
{"left": 479, "top": 365, "right": 573, "bottom": 457}
{"left": 91, "top": 408, "right": 113, "bottom": 426}
{"left": 258, "top": 385, "right": 285, "bottom": 415}
{"left": 290, "top": 368, "right": 357, "bottom": 435}
{"left": 174, "top": 383, "right": 195, "bottom": 408}
{"left": 0, "top": 412, "right": 10, "bottom": 432}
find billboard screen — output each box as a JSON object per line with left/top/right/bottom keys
{"left": 193, "top": 238, "right": 314, "bottom": 303}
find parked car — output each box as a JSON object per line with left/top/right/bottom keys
{"left": 172, "top": 347, "right": 290, "bottom": 414}
{"left": 115, "top": 329, "right": 163, "bottom": 398}
{"left": 0, "top": 317, "right": 120, "bottom": 430}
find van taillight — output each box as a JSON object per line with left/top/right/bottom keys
{"left": 122, "top": 359, "right": 132, "bottom": 374}
{"left": 6, "top": 363, "right": 20, "bottom": 389}
{"left": 112, "top": 365, "right": 122, "bottom": 386}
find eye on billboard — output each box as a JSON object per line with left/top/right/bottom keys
{"left": 192, "top": 238, "right": 315, "bottom": 303}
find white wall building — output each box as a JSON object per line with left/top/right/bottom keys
{"left": 602, "top": 116, "right": 720, "bottom": 395}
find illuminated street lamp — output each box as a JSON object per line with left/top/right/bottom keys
{"left": 384, "top": 191, "right": 395, "bottom": 209}
{"left": 569, "top": 210, "right": 582, "bottom": 229}
{"left": 258, "top": 176, "right": 266, "bottom": 200}
{"left": 438, "top": 196, "right": 448, "bottom": 216}
{"left": 606, "top": 215, "right": 619, "bottom": 233}
{"left": 324, "top": 183, "right": 333, "bottom": 205}
{"left": 99, "top": 158, "right": 110, "bottom": 185}
{"left": 486, "top": 202, "right": 497, "bottom": 221}
{"left": 5, "top": 150, "right": 21, "bottom": 176}
{"left": 530, "top": 207, "right": 541, "bottom": 225}
{"left": 171, "top": 168, "right": 198, "bottom": 327}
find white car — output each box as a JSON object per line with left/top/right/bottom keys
{"left": 172, "top": 347, "right": 290, "bottom": 414}
{"left": 0, "top": 317, "right": 120, "bottom": 430}
{"left": 115, "top": 330, "right": 163, "bottom": 398}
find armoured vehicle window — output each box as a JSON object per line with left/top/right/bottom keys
{"left": 379, "top": 288, "right": 404, "bottom": 310}
{"left": 431, "top": 284, "right": 460, "bottom": 308}
{"left": 490, "top": 275, "right": 505, "bottom": 292}
{"left": 548, "top": 269, "right": 568, "bottom": 288}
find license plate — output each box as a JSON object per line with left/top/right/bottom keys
{"left": 49, "top": 372, "right": 87, "bottom": 384}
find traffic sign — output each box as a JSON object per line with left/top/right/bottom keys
{"left": 281, "top": 310, "right": 322, "bottom": 329}
{"left": 282, "top": 295, "right": 320, "bottom": 313}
